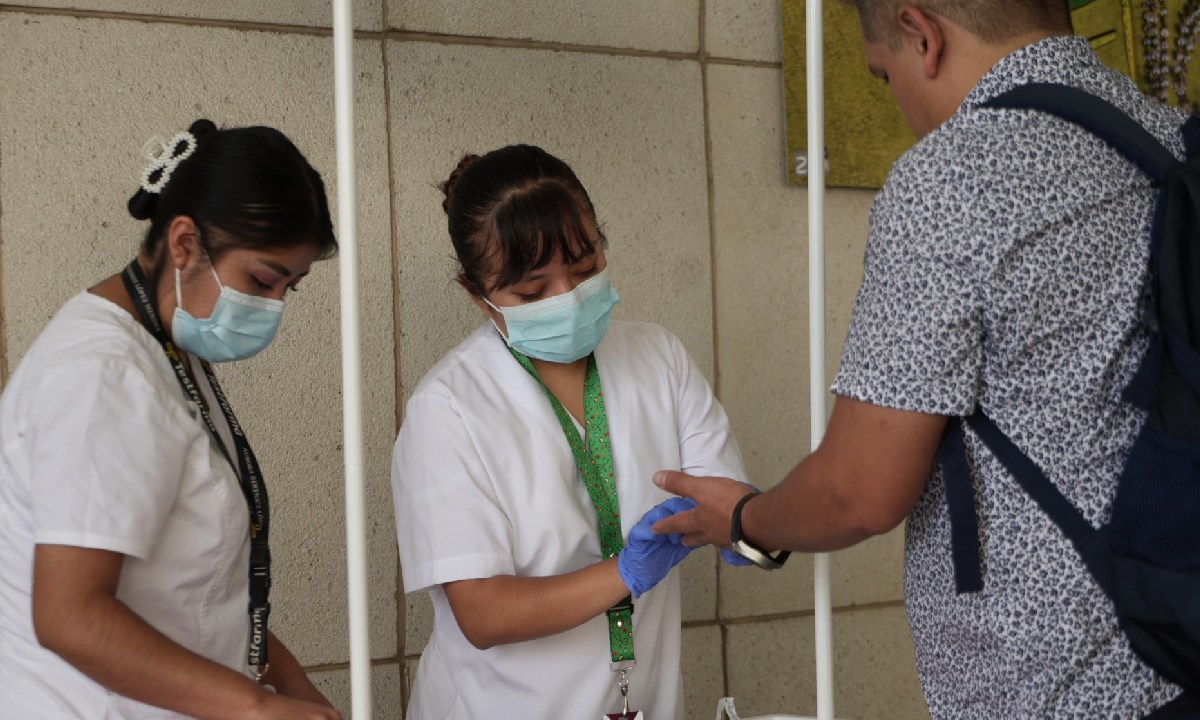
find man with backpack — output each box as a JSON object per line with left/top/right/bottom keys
{"left": 652, "top": 1, "right": 1197, "bottom": 716}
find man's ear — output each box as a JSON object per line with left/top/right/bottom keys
{"left": 897, "top": 6, "right": 946, "bottom": 80}
{"left": 165, "top": 216, "right": 203, "bottom": 272}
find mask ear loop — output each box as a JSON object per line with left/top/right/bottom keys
{"left": 195, "top": 228, "right": 225, "bottom": 291}
{"left": 481, "top": 296, "right": 512, "bottom": 345}
{"left": 175, "top": 233, "right": 224, "bottom": 314}
{"left": 207, "top": 261, "right": 224, "bottom": 291}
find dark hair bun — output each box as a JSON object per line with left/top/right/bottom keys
{"left": 127, "top": 189, "right": 158, "bottom": 220}
{"left": 441, "top": 154, "right": 479, "bottom": 214}
{"left": 187, "top": 118, "right": 218, "bottom": 139}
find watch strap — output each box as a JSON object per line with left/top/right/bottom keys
{"left": 731, "top": 491, "right": 790, "bottom": 570}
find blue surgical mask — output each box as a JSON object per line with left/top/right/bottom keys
{"left": 172, "top": 264, "right": 284, "bottom": 363}
{"left": 485, "top": 266, "right": 620, "bottom": 364}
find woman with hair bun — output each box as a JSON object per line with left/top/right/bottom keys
{"left": 391, "top": 144, "right": 751, "bottom": 719}
{"left": 0, "top": 120, "right": 342, "bottom": 719}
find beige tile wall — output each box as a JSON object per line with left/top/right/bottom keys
{"left": 388, "top": 0, "right": 700, "bottom": 52}
{"left": 11, "top": 0, "right": 385, "bottom": 29}
{"left": 725, "top": 607, "right": 930, "bottom": 719}
{"left": 0, "top": 3, "right": 926, "bottom": 719}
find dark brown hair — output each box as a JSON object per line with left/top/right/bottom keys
{"left": 128, "top": 119, "right": 337, "bottom": 270}
{"left": 440, "top": 144, "right": 606, "bottom": 296}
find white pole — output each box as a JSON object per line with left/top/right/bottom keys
{"left": 332, "top": 1, "right": 372, "bottom": 718}
{"left": 805, "top": 0, "right": 834, "bottom": 719}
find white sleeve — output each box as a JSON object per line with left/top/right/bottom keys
{"left": 392, "top": 387, "right": 515, "bottom": 595}
{"left": 28, "top": 359, "right": 193, "bottom": 559}
{"left": 667, "top": 332, "right": 749, "bottom": 483}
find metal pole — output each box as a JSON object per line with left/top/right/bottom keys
{"left": 805, "top": 0, "right": 834, "bottom": 718}
{"left": 332, "top": 1, "right": 372, "bottom": 717}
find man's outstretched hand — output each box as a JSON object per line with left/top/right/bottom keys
{"left": 652, "top": 470, "right": 757, "bottom": 549}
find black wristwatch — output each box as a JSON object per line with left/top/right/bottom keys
{"left": 730, "top": 492, "right": 790, "bottom": 570}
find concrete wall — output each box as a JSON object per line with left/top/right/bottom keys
{"left": 0, "top": 2, "right": 929, "bottom": 718}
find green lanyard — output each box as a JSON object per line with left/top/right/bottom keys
{"left": 509, "top": 349, "right": 635, "bottom": 665}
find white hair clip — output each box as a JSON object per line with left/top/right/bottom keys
{"left": 139, "top": 131, "right": 198, "bottom": 194}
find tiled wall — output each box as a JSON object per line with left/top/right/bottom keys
{"left": 0, "top": 2, "right": 929, "bottom": 718}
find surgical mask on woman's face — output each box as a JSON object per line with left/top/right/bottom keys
{"left": 172, "top": 261, "right": 284, "bottom": 363}
{"left": 484, "top": 266, "right": 620, "bottom": 364}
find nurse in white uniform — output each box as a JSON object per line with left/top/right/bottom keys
{"left": 392, "top": 144, "right": 751, "bottom": 720}
{"left": 0, "top": 119, "right": 342, "bottom": 720}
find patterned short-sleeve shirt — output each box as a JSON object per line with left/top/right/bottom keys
{"left": 831, "top": 36, "right": 1186, "bottom": 717}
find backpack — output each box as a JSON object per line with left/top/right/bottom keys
{"left": 941, "top": 83, "right": 1200, "bottom": 693}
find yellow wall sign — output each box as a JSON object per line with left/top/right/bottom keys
{"left": 783, "top": 0, "right": 1200, "bottom": 189}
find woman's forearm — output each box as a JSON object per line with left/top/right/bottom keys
{"left": 262, "top": 632, "right": 334, "bottom": 707}
{"left": 442, "top": 558, "right": 631, "bottom": 650}
{"left": 32, "top": 544, "right": 339, "bottom": 720}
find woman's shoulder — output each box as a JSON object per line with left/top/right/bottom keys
{"left": 3, "top": 293, "right": 194, "bottom": 434}
{"left": 407, "top": 323, "right": 512, "bottom": 400}
{"left": 592, "top": 320, "right": 711, "bottom": 395}
{"left": 15, "top": 292, "right": 168, "bottom": 388}
{"left": 606, "top": 318, "right": 679, "bottom": 346}
{"left": 31, "top": 291, "right": 143, "bottom": 350}
{"left": 601, "top": 319, "right": 690, "bottom": 364}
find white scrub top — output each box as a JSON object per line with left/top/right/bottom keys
{"left": 393, "top": 320, "right": 747, "bottom": 720}
{"left": 0, "top": 292, "right": 253, "bottom": 719}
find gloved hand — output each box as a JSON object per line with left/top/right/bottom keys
{"left": 719, "top": 545, "right": 754, "bottom": 567}
{"left": 617, "top": 497, "right": 698, "bottom": 598}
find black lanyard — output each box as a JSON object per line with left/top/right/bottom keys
{"left": 121, "top": 260, "right": 271, "bottom": 671}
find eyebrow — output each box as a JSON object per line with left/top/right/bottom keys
{"left": 257, "top": 259, "right": 304, "bottom": 277}
{"left": 514, "top": 252, "right": 598, "bottom": 284}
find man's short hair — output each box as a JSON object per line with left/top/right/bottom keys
{"left": 844, "top": 0, "right": 1072, "bottom": 45}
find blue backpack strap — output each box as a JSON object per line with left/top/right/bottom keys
{"left": 942, "top": 411, "right": 1108, "bottom": 595}
{"left": 1153, "top": 137, "right": 1200, "bottom": 398}
{"left": 1165, "top": 328, "right": 1200, "bottom": 397}
{"left": 983, "top": 83, "right": 1181, "bottom": 274}
{"left": 1185, "top": 114, "right": 1200, "bottom": 157}
{"left": 941, "top": 86, "right": 1190, "bottom": 596}
{"left": 941, "top": 418, "right": 984, "bottom": 593}
{"left": 1124, "top": 331, "right": 1165, "bottom": 409}
{"left": 982, "top": 83, "right": 1176, "bottom": 182}
{"left": 965, "top": 412, "right": 1097, "bottom": 542}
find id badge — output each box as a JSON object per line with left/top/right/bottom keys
{"left": 604, "top": 713, "right": 644, "bottom": 720}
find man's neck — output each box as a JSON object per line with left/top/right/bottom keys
{"left": 938, "top": 29, "right": 1072, "bottom": 128}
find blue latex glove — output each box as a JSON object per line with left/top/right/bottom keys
{"left": 617, "top": 497, "right": 697, "bottom": 598}
{"left": 719, "top": 545, "right": 753, "bottom": 567}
